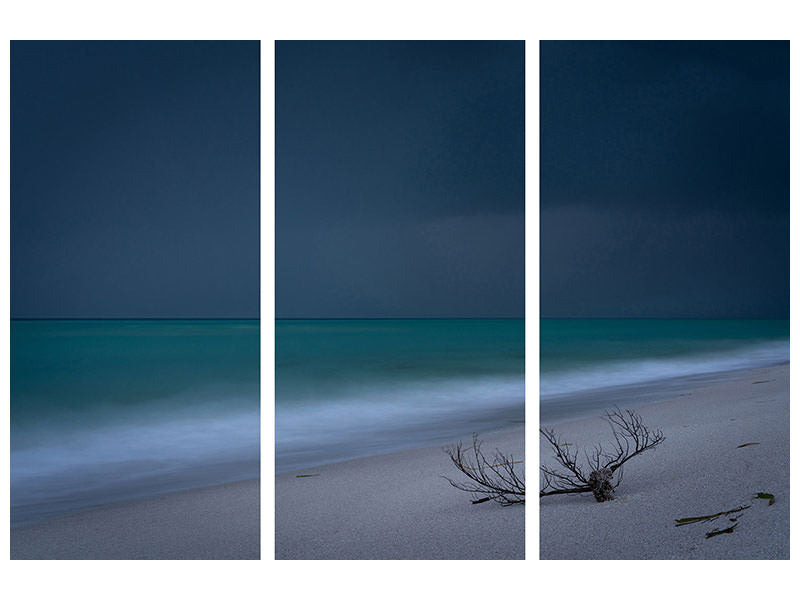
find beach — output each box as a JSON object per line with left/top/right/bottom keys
{"left": 540, "top": 364, "right": 789, "bottom": 560}
{"left": 276, "top": 426, "right": 524, "bottom": 560}
{"left": 11, "top": 478, "right": 260, "bottom": 560}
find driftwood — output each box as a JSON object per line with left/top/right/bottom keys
{"left": 444, "top": 434, "right": 524, "bottom": 506}
{"left": 540, "top": 408, "right": 665, "bottom": 502}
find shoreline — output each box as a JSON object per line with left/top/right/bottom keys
{"left": 540, "top": 363, "right": 789, "bottom": 559}
{"left": 11, "top": 478, "right": 260, "bottom": 560}
{"left": 276, "top": 415, "right": 525, "bottom": 476}
{"left": 541, "top": 361, "right": 788, "bottom": 425}
{"left": 276, "top": 425, "right": 525, "bottom": 560}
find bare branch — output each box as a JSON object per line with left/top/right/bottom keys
{"left": 444, "top": 434, "right": 525, "bottom": 506}
{"left": 540, "top": 408, "right": 665, "bottom": 502}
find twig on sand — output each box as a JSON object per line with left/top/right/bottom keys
{"left": 462, "top": 460, "right": 523, "bottom": 471}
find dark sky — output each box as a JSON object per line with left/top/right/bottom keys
{"left": 276, "top": 41, "right": 524, "bottom": 318}
{"left": 11, "top": 41, "right": 259, "bottom": 318}
{"left": 541, "top": 41, "right": 789, "bottom": 318}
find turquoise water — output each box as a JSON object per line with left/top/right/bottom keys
{"left": 11, "top": 320, "right": 260, "bottom": 527}
{"left": 276, "top": 319, "right": 525, "bottom": 473}
{"left": 541, "top": 319, "right": 789, "bottom": 422}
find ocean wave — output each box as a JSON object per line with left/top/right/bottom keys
{"left": 11, "top": 397, "right": 259, "bottom": 527}
{"left": 540, "top": 340, "right": 788, "bottom": 398}
{"left": 276, "top": 375, "right": 524, "bottom": 473}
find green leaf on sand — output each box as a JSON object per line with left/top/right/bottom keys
{"left": 706, "top": 523, "right": 737, "bottom": 538}
{"left": 754, "top": 492, "right": 775, "bottom": 505}
{"left": 736, "top": 442, "right": 760, "bottom": 448}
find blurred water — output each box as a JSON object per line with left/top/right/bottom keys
{"left": 540, "top": 319, "right": 789, "bottom": 423}
{"left": 275, "top": 319, "right": 525, "bottom": 473}
{"left": 11, "top": 320, "right": 259, "bottom": 527}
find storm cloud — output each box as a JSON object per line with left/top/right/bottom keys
{"left": 276, "top": 41, "right": 525, "bottom": 318}
{"left": 540, "top": 41, "right": 788, "bottom": 318}
{"left": 11, "top": 41, "right": 260, "bottom": 318}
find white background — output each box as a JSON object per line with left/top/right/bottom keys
{"left": 1, "top": 1, "right": 797, "bottom": 597}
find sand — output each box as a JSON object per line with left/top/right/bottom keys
{"left": 276, "top": 426, "right": 525, "bottom": 559}
{"left": 10, "top": 478, "right": 260, "bottom": 560}
{"left": 540, "top": 364, "right": 789, "bottom": 560}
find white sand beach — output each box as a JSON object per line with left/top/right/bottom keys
{"left": 10, "top": 478, "right": 260, "bottom": 560}
{"left": 540, "top": 364, "right": 789, "bottom": 560}
{"left": 276, "top": 426, "right": 525, "bottom": 560}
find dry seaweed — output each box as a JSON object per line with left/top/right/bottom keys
{"left": 676, "top": 492, "right": 776, "bottom": 541}
{"left": 706, "top": 523, "right": 738, "bottom": 538}
{"left": 674, "top": 505, "right": 751, "bottom": 526}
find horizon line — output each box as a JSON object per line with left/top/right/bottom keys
{"left": 11, "top": 316, "right": 260, "bottom": 321}
{"left": 540, "top": 316, "right": 788, "bottom": 320}
{"left": 275, "top": 315, "right": 524, "bottom": 320}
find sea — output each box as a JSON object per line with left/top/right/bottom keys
{"left": 541, "top": 319, "right": 789, "bottom": 424}
{"left": 10, "top": 319, "right": 260, "bottom": 527}
{"left": 275, "top": 318, "right": 525, "bottom": 474}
